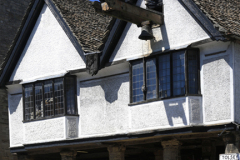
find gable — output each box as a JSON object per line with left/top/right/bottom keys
{"left": 109, "top": 0, "right": 211, "bottom": 62}
{"left": 9, "top": 4, "right": 85, "bottom": 82}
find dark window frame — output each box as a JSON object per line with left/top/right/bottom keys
{"left": 129, "top": 48, "right": 201, "bottom": 105}
{"left": 22, "top": 75, "right": 78, "bottom": 122}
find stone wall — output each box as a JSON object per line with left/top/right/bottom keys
{"left": 0, "top": 89, "right": 12, "bottom": 160}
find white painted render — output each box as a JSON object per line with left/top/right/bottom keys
{"left": 6, "top": 1, "right": 238, "bottom": 147}
{"left": 78, "top": 75, "right": 203, "bottom": 138}
{"left": 8, "top": 94, "right": 24, "bottom": 147}
{"left": 24, "top": 117, "right": 65, "bottom": 144}
{"left": 110, "top": 0, "right": 210, "bottom": 62}
{"left": 8, "top": 93, "right": 78, "bottom": 146}
{"left": 9, "top": 4, "right": 85, "bottom": 82}
{"left": 197, "top": 41, "right": 232, "bottom": 124}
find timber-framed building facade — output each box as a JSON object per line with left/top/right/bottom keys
{"left": 1, "top": 0, "right": 240, "bottom": 160}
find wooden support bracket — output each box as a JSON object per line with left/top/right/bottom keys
{"left": 93, "top": 0, "right": 163, "bottom": 26}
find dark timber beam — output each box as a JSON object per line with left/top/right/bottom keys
{"left": 93, "top": 0, "right": 163, "bottom": 26}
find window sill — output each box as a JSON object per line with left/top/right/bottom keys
{"left": 128, "top": 94, "right": 202, "bottom": 106}
{"left": 22, "top": 114, "right": 79, "bottom": 123}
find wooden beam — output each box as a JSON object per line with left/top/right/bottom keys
{"left": 92, "top": 0, "right": 163, "bottom": 26}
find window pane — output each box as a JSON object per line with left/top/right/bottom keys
{"left": 44, "top": 80, "right": 54, "bottom": 117}
{"left": 24, "top": 85, "right": 34, "bottom": 120}
{"left": 172, "top": 51, "right": 185, "bottom": 96}
{"left": 65, "top": 77, "right": 76, "bottom": 115}
{"left": 188, "top": 51, "right": 199, "bottom": 94}
{"left": 35, "top": 83, "right": 43, "bottom": 119}
{"left": 54, "top": 78, "right": 64, "bottom": 115}
{"left": 146, "top": 58, "right": 157, "bottom": 100}
{"left": 132, "top": 60, "right": 144, "bottom": 103}
{"left": 159, "top": 54, "right": 171, "bottom": 98}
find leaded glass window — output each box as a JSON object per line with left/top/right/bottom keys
{"left": 159, "top": 54, "right": 171, "bottom": 98}
{"left": 172, "top": 51, "right": 185, "bottom": 96}
{"left": 24, "top": 84, "right": 34, "bottom": 120}
{"left": 146, "top": 58, "right": 157, "bottom": 100}
{"left": 132, "top": 60, "right": 144, "bottom": 103}
{"left": 23, "top": 76, "right": 77, "bottom": 121}
{"left": 188, "top": 50, "right": 199, "bottom": 94}
{"left": 54, "top": 78, "right": 64, "bottom": 115}
{"left": 35, "top": 83, "right": 43, "bottom": 119}
{"left": 44, "top": 80, "right": 54, "bottom": 117}
{"left": 130, "top": 49, "right": 200, "bottom": 103}
{"left": 65, "top": 77, "right": 76, "bottom": 115}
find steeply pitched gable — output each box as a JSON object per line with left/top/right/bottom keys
{"left": 10, "top": 4, "right": 86, "bottom": 83}
{"left": 0, "top": 0, "right": 123, "bottom": 86}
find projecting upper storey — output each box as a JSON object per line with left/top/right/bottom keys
{"left": 2, "top": 0, "right": 240, "bottom": 152}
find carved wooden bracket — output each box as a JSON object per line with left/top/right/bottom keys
{"left": 86, "top": 53, "right": 100, "bottom": 76}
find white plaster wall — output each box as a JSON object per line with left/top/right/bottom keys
{"left": 79, "top": 73, "right": 203, "bottom": 136}
{"left": 8, "top": 92, "right": 66, "bottom": 146}
{"left": 110, "top": 0, "right": 210, "bottom": 62}
{"left": 10, "top": 4, "right": 85, "bottom": 82}
{"left": 130, "top": 98, "right": 188, "bottom": 131}
{"left": 79, "top": 74, "right": 130, "bottom": 136}
{"left": 234, "top": 42, "right": 240, "bottom": 124}
{"left": 24, "top": 117, "right": 65, "bottom": 144}
{"left": 197, "top": 41, "right": 232, "bottom": 124}
{"left": 8, "top": 94, "right": 24, "bottom": 147}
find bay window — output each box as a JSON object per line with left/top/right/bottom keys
{"left": 130, "top": 48, "right": 200, "bottom": 104}
{"left": 23, "top": 76, "right": 77, "bottom": 121}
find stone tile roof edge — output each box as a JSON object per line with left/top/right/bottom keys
{"left": 192, "top": 0, "right": 227, "bottom": 34}
{"left": 192, "top": 0, "right": 240, "bottom": 37}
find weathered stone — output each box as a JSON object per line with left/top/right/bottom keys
{"left": 222, "top": 131, "right": 240, "bottom": 154}
{"left": 108, "top": 145, "right": 126, "bottom": 160}
{"left": 161, "top": 139, "right": 181, "bottom": 160}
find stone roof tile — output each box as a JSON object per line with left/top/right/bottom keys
{"left": 52, "top": 0, "right": 115, "bottom": 53}
{"left": 193, "top": 0, "right": 240, "bottom": 37}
